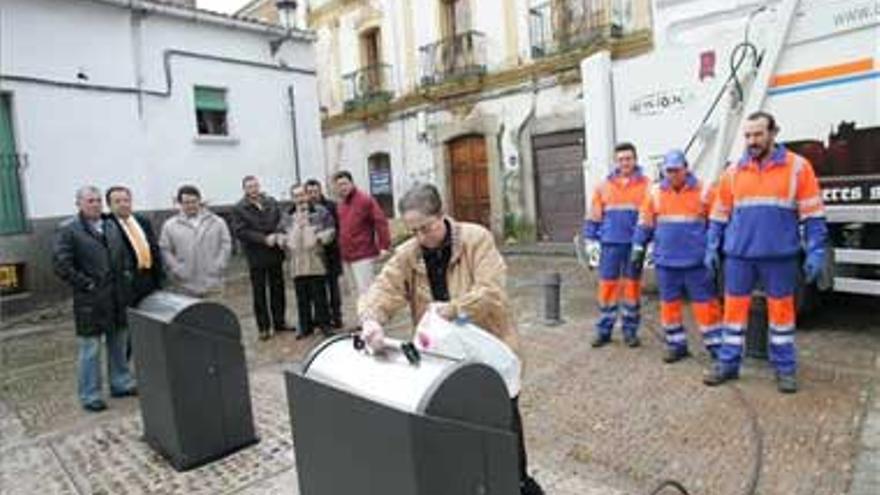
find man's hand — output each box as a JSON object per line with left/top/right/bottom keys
{"left": 704, "top": 249, "right": 721, "bottom": 279}
{"left": 361, "top": 319, "right": 386, "bottom": 352}
{"left": 265, "top": 234, "right": 276, "bottom": 247}
{"left": 803, "top": 251, "right": 824, "bottom": 284}
{"left": 431, "top": 302, "right": 456, "bottom": 321}
{"left": 630, "top": 245, "right": 646, "bottom": 270}
{"left": 378, "top": 249, "right": 392, "bottom": 261}
{"left": 295, "top": 212, "right": 308, "bottom": 227}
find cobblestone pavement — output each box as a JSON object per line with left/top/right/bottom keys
{"left": 1, "top": 255, "right": 878, "bottom": 495}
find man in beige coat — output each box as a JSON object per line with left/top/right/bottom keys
{"left": 358, "top": 183, "right": 543, "bottom": 495}
{"left": 159, "top": 185, "right": 232, "bottom": 298}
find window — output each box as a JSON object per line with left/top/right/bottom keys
{"left": 361, "top": 28, "right": 381, "bottom": 68}
{"left": 440, "top": 0, "right": 470, "bottom": 37}
{"left": 194, "top": 86, "right": 229, "bottom": 136}
{"left": 0, "top": 94, "right": 26, "bottom": 235}
{"left": 368, "top": 152, "right": 395, "bottom": 218}
{"left": 359, "top": 28, "right": 384, "bottom": 92}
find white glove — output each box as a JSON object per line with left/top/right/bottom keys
{"left": 361, "top": 319, "right": 386, "bottom": 352}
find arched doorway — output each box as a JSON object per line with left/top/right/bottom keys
{"left": 447, "top": 134, "right": 490, "bottom": 227}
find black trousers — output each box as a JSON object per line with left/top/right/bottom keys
{"left": 511, "top": 396, "right": 529, "bottom": 482}
{"left": 249, "top": 263, "right": 286, "bottom": 331}
{"left": 326, "top": 272, "right": 342, "bottom": 323}
{"left": 295, "top": 275, "right": 330, "bottom": 334}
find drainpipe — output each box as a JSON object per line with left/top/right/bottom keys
{"left": 495, "top": 121, "right": 506, "bottom": 238}
{"left": 511, "top": 79, "right": 538, "bottom": 237}
{"left": 288, "top": 85, "right": 301, "bottom": 183}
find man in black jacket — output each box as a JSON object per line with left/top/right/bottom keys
{"left": 106, "top": 186, "right": 163, "bottom": 305}
{"left": 53, "top": 186, "right": 137, "bottom": 412}
{"left": 231, "top": 176, "right": 290, "bottom": 340}
{"left": 305, "top": 179, "right": 343, "bottom": 328}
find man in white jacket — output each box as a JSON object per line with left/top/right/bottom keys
{"left": 159, "top": 185, "right": 232, "bottom": 298}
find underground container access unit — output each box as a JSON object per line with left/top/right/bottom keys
{"left": 285, "top": 334, "right": 520, "bottom": 495}
{"left": 129, "top": 291, "right": 258, "bottom": 471}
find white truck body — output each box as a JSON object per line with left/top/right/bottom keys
{"left": 582, "top": 0, "right": 880, "bottom": 296}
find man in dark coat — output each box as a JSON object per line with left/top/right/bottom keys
{"left": 106, "top": 186, "right": 163, "bottom": 305}
{"left": 231, "top": 176, "right": 290, "bottom": 340}
{"left": 53, "top": 185, "right": 137, "bottom": 412}
{"left": 305, "top": 179, "right": 343, "bottom": 328}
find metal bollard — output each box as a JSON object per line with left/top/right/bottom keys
{"left": 745, "top": 294, "right": 769, "bottom": 359}
{"left": 539, "top": 272, "right": 563, "bottom": 326}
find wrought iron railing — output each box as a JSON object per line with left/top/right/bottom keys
{"left": 529, "top": 0, "right": 641, "bottom": 58}
{"left": 342, "top": 64, "right": 394, "bottom": 111}
{"left": 419, "top": 30, "right": 487, "bottom": 86}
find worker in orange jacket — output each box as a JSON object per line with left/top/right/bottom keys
{"left": 632, "top": 150, "right": 722, "bottom": 364}
{"left": 704, "top": 112, "right": 827, "bottom": 394}
{"left": 583, "top": 142, "right": 650, "bottom": 348}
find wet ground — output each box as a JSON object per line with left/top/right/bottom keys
{"left": 1, "top": 254, "right": 878, "bottom": 495}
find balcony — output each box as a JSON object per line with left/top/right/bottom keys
{"left": 529, "top": 0, "right": 645, "bottom": 58}
{"left": 419, "top": 30, "right": 487, "bottom": 87}
{"left": 342, "top": 64, "right": 394, "bottom": 112}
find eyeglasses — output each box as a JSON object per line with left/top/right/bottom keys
{"left": 408, "top": 217, "right": 442, "bottom": 236}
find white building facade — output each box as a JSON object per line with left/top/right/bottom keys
{"left": 0, "top": 0, "right": 323, "bottom": 311}
{"left": 241, "top": 0, "right": 653, "bottom": 240}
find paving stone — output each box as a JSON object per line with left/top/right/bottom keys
{"left": 0, "top": 443, "right": 79, "bottom": 495}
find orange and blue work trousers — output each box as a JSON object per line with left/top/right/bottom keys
{"left": 718, "top": 256, "right": 799, "bottom": 375}
{"left": 596, "top": 243, "right": 642, "bottom": 339}
{"left": 656, "top": 266, "right": 722, "bottom": 358}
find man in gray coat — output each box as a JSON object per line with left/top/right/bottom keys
{"left": 159, "top": 185, "right": 232, "bottom": 298}
{"left": 53, "top": 185, "right": 137, "bottom": 412}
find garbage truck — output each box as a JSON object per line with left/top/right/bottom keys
{"left": 580, "top": 0, "right": 880, "bottom": 306}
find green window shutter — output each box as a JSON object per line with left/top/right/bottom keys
{"left": 194, "top": 87, "right": 227, "bottom": 111}
{"left": 0, "top": 95, "right": 26, "bottom": 235}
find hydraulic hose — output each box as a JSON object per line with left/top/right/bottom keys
{"left": 644, "top": 317, "right": 764, "bottom": 495}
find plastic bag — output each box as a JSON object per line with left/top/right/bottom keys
{"left": 414, "top": 305, "right": 522, "bottom": 397}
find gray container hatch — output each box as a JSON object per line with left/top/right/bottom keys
{"left": 286, "top": 334, "right": 519, "bottom": 495}
{"left": 129, "top": 291, "right": 258, "bottom": 471}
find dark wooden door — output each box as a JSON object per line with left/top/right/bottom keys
{"left": 533, "top": 130, "right": 585, "bottom": 242}
{"left": 448, "top": 135, "right": 490, "bottom": 227}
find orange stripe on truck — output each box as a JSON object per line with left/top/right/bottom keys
{"left": 771, "top": 58, "right": 874, "bottom": 88}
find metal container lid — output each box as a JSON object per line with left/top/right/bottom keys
{"left": 131, "top": 291, "right": 240, "bottom": 339}
{"left": 300, "top": 335, "right": 511, "bottom": 428}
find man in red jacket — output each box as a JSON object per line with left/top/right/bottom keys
{"left": 333, "top": 171, "right": 391, "bottom": 299}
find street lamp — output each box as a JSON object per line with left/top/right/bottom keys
{"left": 276, "top": 0, "right": 298, "bottom": 30}
{"left": 269, "top": 0, "right": 298, "bottom": 56}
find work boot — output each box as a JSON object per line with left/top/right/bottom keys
{"left": 258, "top": 328, "right": 271, "bottom": 341}
{"left": 663, "top": 348, "right": 690, "bottom": 364}
{"left": 521, "top": 476, "right": 545, "bottom": 495}
{"left": 624, "top": 335, "right": 641, "bottom": 348}
{"left": 703, "top": 363, "right": 739, "bottom": 386}
{"left": 776, "top": 373, "right": 798, "bottom": 394}
{"left": 591, "top": 335, "right": 611, "bottom": 348}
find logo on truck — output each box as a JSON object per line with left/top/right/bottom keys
{"left": 629, "top": 89, "right": 694, "bottom": 117}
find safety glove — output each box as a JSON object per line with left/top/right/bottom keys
{"left": 630, "top": 245, "right": 646, "bottom": 270}
{"left": 704, "top": 249, "right": 721, "bottom": 280}
{"left": 803, "top": 250, "right": 824, "bottom": 284}
{"left": 802, "top": 217, "right": 828, "bottom": 284}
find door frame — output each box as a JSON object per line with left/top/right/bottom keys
{"left": 431, "top": 115, "right": 503, "bottom": 237}
{"left": 531, "top": 128, "right": 586, "bottom": 242}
